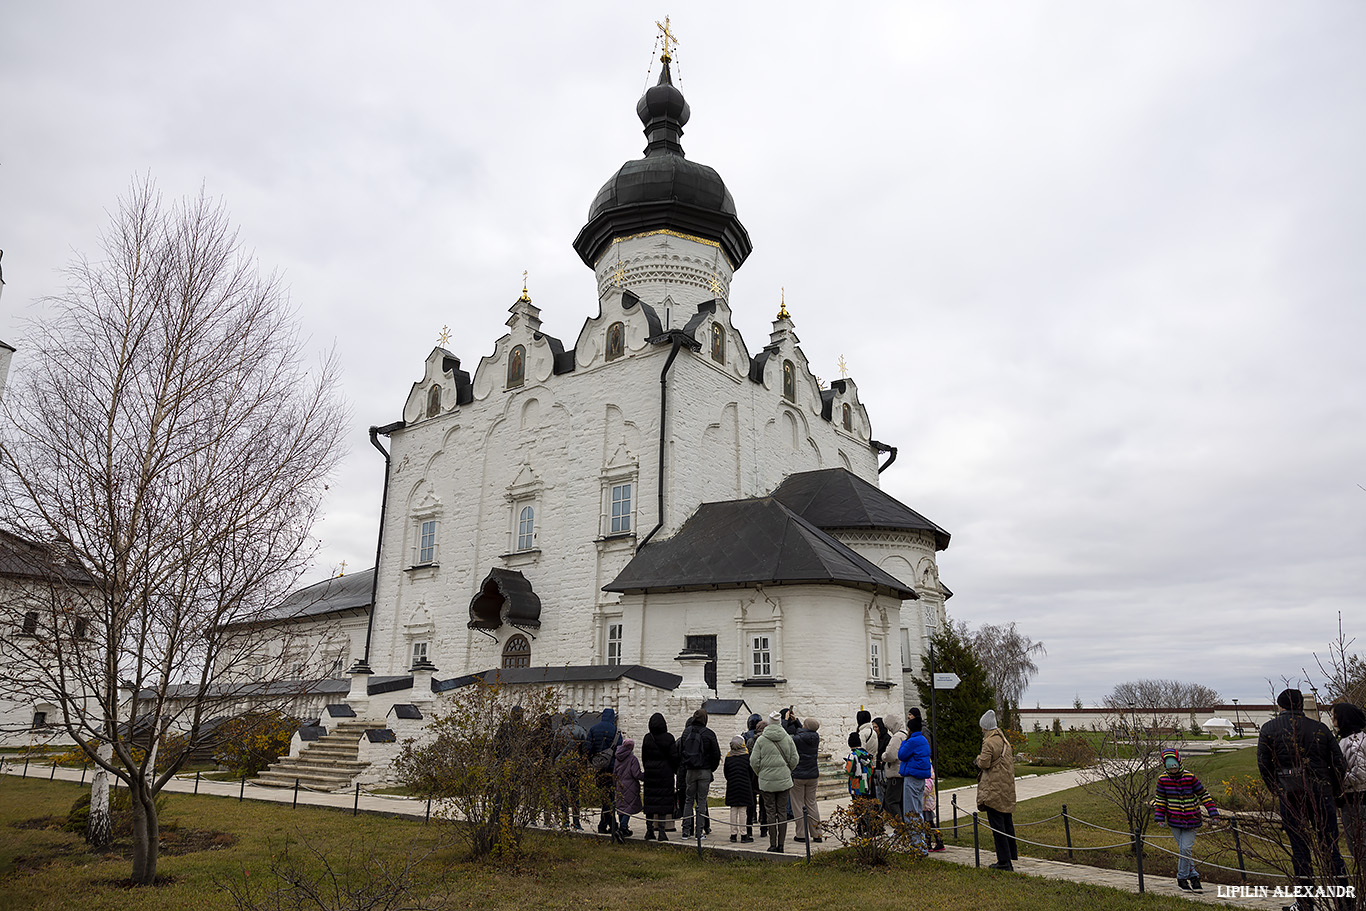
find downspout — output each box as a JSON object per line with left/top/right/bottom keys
{"left": 638, "top": 332, "right": 688, "bottom": 549}
{"left": 355, "top": 419, "right": 405, "bottom": 670}
{"left": 871, "top": 439, "right": 898, "bottom": 474}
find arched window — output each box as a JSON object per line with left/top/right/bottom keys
{"left": 517, "top": 505, "right": 535, "bottom": 551}
{"left": 782, "top": 360, "right": 796, "bottom": 402}
{"left": 711, "top": 323, "right": 725, "bottom": 363}
{"left": 427, "top": 384, "right": 441, "bottom": 418}
{"left": 606, "top": 322, "right": 625, "bottom": 361}
{"left": 842, "top": 403, "right": 852, "bottom": 431}
{"left": 502, "top": 634, "right": 531, "bottom": 668}
{"left": 507, "top": 345, "right": 525, "bottom": 388}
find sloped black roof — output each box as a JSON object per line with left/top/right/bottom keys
{"left": 468, "top": 568, "right": 542, "bottom": 631}
{"left": 250, "top": 568, "right": 375, "bottom": 625}
{"left": 433, "top": 664, "right": 682, "bottom": 694}
{"left": 0, "top": 530, "right": 96, "bottom": 585}
{"left": 772, "top": 469, "right": 951, "bottom": 551}
{"left": 604, "top": 498, "right": 916, "bottom": 599}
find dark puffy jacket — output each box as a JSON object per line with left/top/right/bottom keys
{"left": 724, "top": 753, "right": 755, "bottom": 807}
{"left": 1258, "top": 709, "right": 1347, "bottom": 798}
{"left": 588, "top": 708, "right": 620, "bottom": 771}
{"left": 793, "top": 728, "right": 821, "bottom": 780}
{"left": 641, "top": 713, "right": 680, "bottom": 816}
{"left": 678, "top": 721, "right": 721, "bottom": 773}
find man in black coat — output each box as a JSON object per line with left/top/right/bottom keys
{"left": 1257, "top": 688, "right": 1348, "bottom": 909}
{"left": 677, "top": 708, "right": 721, "bottom": 839}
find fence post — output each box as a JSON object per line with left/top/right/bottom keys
{"left": 425, "top": 796, "right": 432, "bottom": 824}
{"left": 239, "top": 773, "right": 246, "bottom": 802}
{"left": 353, "top": 782, "right": 360, "bottom": 816}
{"left": 293, "top": 777, "right": 300, "bottom": 809}
{"left": 951, "top": 794, "right": 958, "bottom": 843}
{"left": 803, "top": 809, "right": 811, "bottom": 863}
{"left": 972, "top": 812, "right": 980, "bottom": 868}
{"left": 1229, "top": 816, "right": 1246, "bottom": 883}
{"left": 50, "top": 761, "right": 57, "bottom": 780}
{"left": 1062, "top": 803, "right": 1073, "bottom": 862}
{"left": 1135, "top": 829, "right": 1145, "bottom": 893}
{"left": 22, "top": 755, "right": 29, "bottom": 777}
{"left": 194, "top": 770, "right": 200, "bottom": 795}
{"left": 80, "top": 762, "right": 87, "bottom": 786}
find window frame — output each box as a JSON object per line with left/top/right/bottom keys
{"left": 516, "top": 504, "right": 536, "bottom": 552}
{"left": 606, "top": 622, "right": 623, "bottom": 666}
{"left": 869, "top": 640, "right": 881, "bottom": 679}
{"left": 417, "top": 518, "right": 439, "bottom": 565}
{"left": 412, "top": 640, "right": 429, "bottom": 666}
{"left": 502, "top": 634, "right": 531, "bottom": 669}
{"left": 751, "top": 634, "right": 772, "bottom": 678}
{"left": 609, "top": 482, "right": 632, "bottom": 535}
{"left": 20, "top": 611, "right": 38, "bottom": 636}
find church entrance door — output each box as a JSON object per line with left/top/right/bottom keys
{"left": 685, "top": 634, "right": 717, "bottom": 690}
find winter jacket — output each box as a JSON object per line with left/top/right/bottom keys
{"left": 845, "top": 747, "right": 873, "bottom": 797}
{"left": 975, "top": 727, "right": 1016, "bottom": 813}
{"left": 793, "top": 728, "right": 821, "bottom": 780}
{"left": 641, "top": 713, "right": 680, "bottom": 816}
{"left": 587, "top": 708, "right": 621, "bottom": 771}
{"left": 724, "top": 752, "right": 755, "bottom": 807}
{"left": 677, "top": 721, "right": 721, "bottom": 773}
{"left": 923, "top": 766, "right": 937, "bottom": 814}
{"left": 1153, "top": 748, "right": 1217, "bottom": 829}
{"left": 614, "top": 739, "right": 644, "bottom": 815}
{"left": 749, "top": 722, "right": 799, "bottom": 792}
{"left": 1341, "top": 731, "right": 1366, "bottom": 795}
{"left": 858, "top": 721, "right": 877, "bottom": 761}
{"left": 554, "top": 712, "right": 588, "bottom": 762}
{"left": 898, "top": 730, "right": 932, "bottom": 779}
{"left": 1257, "top": 709, "right": 1346, "bottom": 798}
{"left": 883, "top": 718, "right": 906, "bottom": 780}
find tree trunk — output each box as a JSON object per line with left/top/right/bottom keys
{"left": 128, "top": 775, "right": 159, "bottom": 885}
{"left": 86, "top": 742, "right": 112, "bottom": 847}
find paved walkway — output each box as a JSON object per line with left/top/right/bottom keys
{"left": 1, "top": 760, "right": 1289, "bottom": 908}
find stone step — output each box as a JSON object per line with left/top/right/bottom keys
{"left": 270, "top": 759, "right": 369, "bottom": 775}
{"left": 304, "top": 742, "right": 361, "bottom": 756}
{"left": 256, "top": 770, "right": 362, "bottom": 791}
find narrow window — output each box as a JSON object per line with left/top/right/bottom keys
{"left": 782, "top": 360, "right": 796, "bottom": 402}
{"left": 73, "top": 617, "right": 89, "bottom": 640}
{"left": 607, "top": 622, "right": 623, "bottom": 665}
{"left": 507, "top": 345, "right": 525, "bottom": 388}
{"left": 418, "top": 519, "right": 438, "bottom": 564}
{"left": 412, "top": 640, "right": 429, "bottom": 666}
{"left": 610, "top": 483, "right": 632, "bottom": 534}
{"left": 517, "top": 505, "right": 535, "bottom": 551}
{"left": 427, "top": 384, "right": 442, "bottom": 418}
{"left": 21, "top": 611, "right": 38, "bottom": 636}
{"left": 32, "top": 711, "right": 47, "bottom": 729}
{"left": 606, "top": 322, "right": 625, "bottom": 361}
{"left": 901, "top": 628, "right": 912, "bottom": 671}
{"left": 711, "top": 323, "right": 725, "bottom": 363}
{"left": 502, "top": 634, "right": 531, "bottom": 668}
{"left": 751, "top": 635, "right": 771, "bottom": 677}
{"left": 842, "top": 402, "right": 852, "bottom": 431}
{"left": 870, "top": 641, "right": 881, "bottom": 679}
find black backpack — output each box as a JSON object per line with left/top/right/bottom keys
{"left": 679, "top": 725, "right": 707, "bottom": 770}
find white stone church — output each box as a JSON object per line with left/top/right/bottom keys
{"left": 254, "top": 50, "right": 952, "bottom": 743}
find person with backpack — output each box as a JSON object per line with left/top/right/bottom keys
{"left": 1152, "top": 747, "right": 1219, "bottom": 892}
{"left": 677, "top": 708, "right": 721, "bottom": 839}
{"left": 724, "top": 736, "right": 755, "bottom": 842}
{"left": 845, "top": 731, "right": 875, "bottom": 837}
{"left": 881, "top": 715, "right": 906, "bottom": 820}
{"left": 587, "top": 707, "right": 622, "bottom": 834}
{"left": 553, "top": 709, "right": 588, "bottom": 830}
{"left": 855, "top": 710, "right": 877, "bottom": 795}
{"left": 749, "top": 718, "right": 799, "bottom": 853}
{"left": 613, "top": 737, "right": 644, "bottom": 837}
{"left": 640, "top": 712, "right": 679, "bottom": 841}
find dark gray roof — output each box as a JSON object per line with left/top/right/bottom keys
{"left": 703, "top": 698, "right": 748, "bottom": 716}
{"left": 604, "top": 497, "right": 917, "bottom": 599}
{"left": 251, "top": 568, "right": 375, "bottom": 625}
{"left": 771, "top": 469, "right": 951, "bottom": 551}
{"left": 0, "top": 530, "right": 96, "bottom": 585}
{"left": 468, "top": 568, "right": 542, "bottom": 631}
{"left": 434, "top": 663, "right": 682, "bottom": 694}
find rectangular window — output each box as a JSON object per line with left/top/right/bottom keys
{"left": 606, "top": 622, "right": 623, "bottom": 665}
{"left": 870, "top": 641, "right": 881, "bottom": 679}
{"left": 412, "top": 641, "right": 429, "bottom": 665}
{"left": 21, "top": 611, "right": 38, "bottom": 636}
{"left": 610, "top": 483, "right": 632, "bottom": 534}
{"left": 73, "top": 617, "right": 89, "bottom": 640}
{"left": 751, "top": 635, "right": 771, "bottom": 677}
{"left": 418, "top": 519, "right": 438, "bottom": 564}
{"left": 32, "top": 711, "right": 47, "bottom": 729}
{"left": 516, "top": 505, "right": 535, "bottom": 551}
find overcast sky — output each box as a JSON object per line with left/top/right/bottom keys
{"left": 3, "top": 2, "right": 1362, "bottom": 708}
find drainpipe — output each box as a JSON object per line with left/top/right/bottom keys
{"left": 638, "top": 331, "right": 693, "bottom": 549}
{"left": 354, "top": 420, "right": 405, "bottom": 670}
{"left": 871, "top": 439, "right": 898, "bottom": 474}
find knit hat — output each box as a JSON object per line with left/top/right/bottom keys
{"left": 980, "top": 709, "right": 998, "bottom": 731}
{"left": 769, "top": 710, "right": 783, "bottom": 721}
{"left": 848, "top": 731, "right": 861, "bottom": 749}
{"left": 1277, "top": 689, "right": 1304, "bottom": 711}
{"left": 1161, "top": 747, "right": 1180, "bottom": 766}
{"left": 907, "top": 716, "right": 922, "bottom": 733}
{"left": 856, "top": 710, "right": 871, "bottom": 726}
{"left": 730, "top": 735, "right": 747, "bottom": 752}
{"left": 803, "top": 717, "right": 820, "bottom": 732}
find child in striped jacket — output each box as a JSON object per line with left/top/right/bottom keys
{"left": 1153, "top": 747, "right": 1219, "bottom": 892}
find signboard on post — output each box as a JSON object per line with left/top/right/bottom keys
{"left": 933, "top": 672, "right": 961, "bottom": 690}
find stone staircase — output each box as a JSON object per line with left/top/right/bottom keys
{"left": 255, "top": 721, "right": 372, "bottom": 791}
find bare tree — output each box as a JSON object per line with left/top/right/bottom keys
{"left": 0, "top": 176, "right": 346, "bottom": 885}
{"left": 1102, "top": 679, "right": 1221, "bottom": 726}
{"left": 1311, "top": 612, "right": 1365, "bottom": 706}
{"left": 967, "top": 621, "right": 1045, "bottom": 725}
{"left": 1080, "top": 713, "right": 1169, "bottom": 853}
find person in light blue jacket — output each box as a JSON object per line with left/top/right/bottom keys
{"left": 897, "top": 714, "right": 932, "bottom": 852}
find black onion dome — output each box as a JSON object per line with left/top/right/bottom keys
{"left": 573, "top": 60, "right": 752, "bottom": 270}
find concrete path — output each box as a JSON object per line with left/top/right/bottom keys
{"left": 1, "top": 761, "right": 1291, "bottom": 908}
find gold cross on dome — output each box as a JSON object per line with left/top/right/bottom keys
{"left": 776, "top": 286, "right": 790, "bottom": 320}
{"left": 518, "top": 270, "right": 531, "bottom": 302}
{"left": 657, "top": 16, "right": 677, "bottom": 62}
{"left": 337, "top": 560, "right": 347, "bottom": 577}
{"left": 437, "top": 325, "right": 451, "bottom": 347}
{"left": 838, "top": 355, "right": 849, "bottom": 378}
